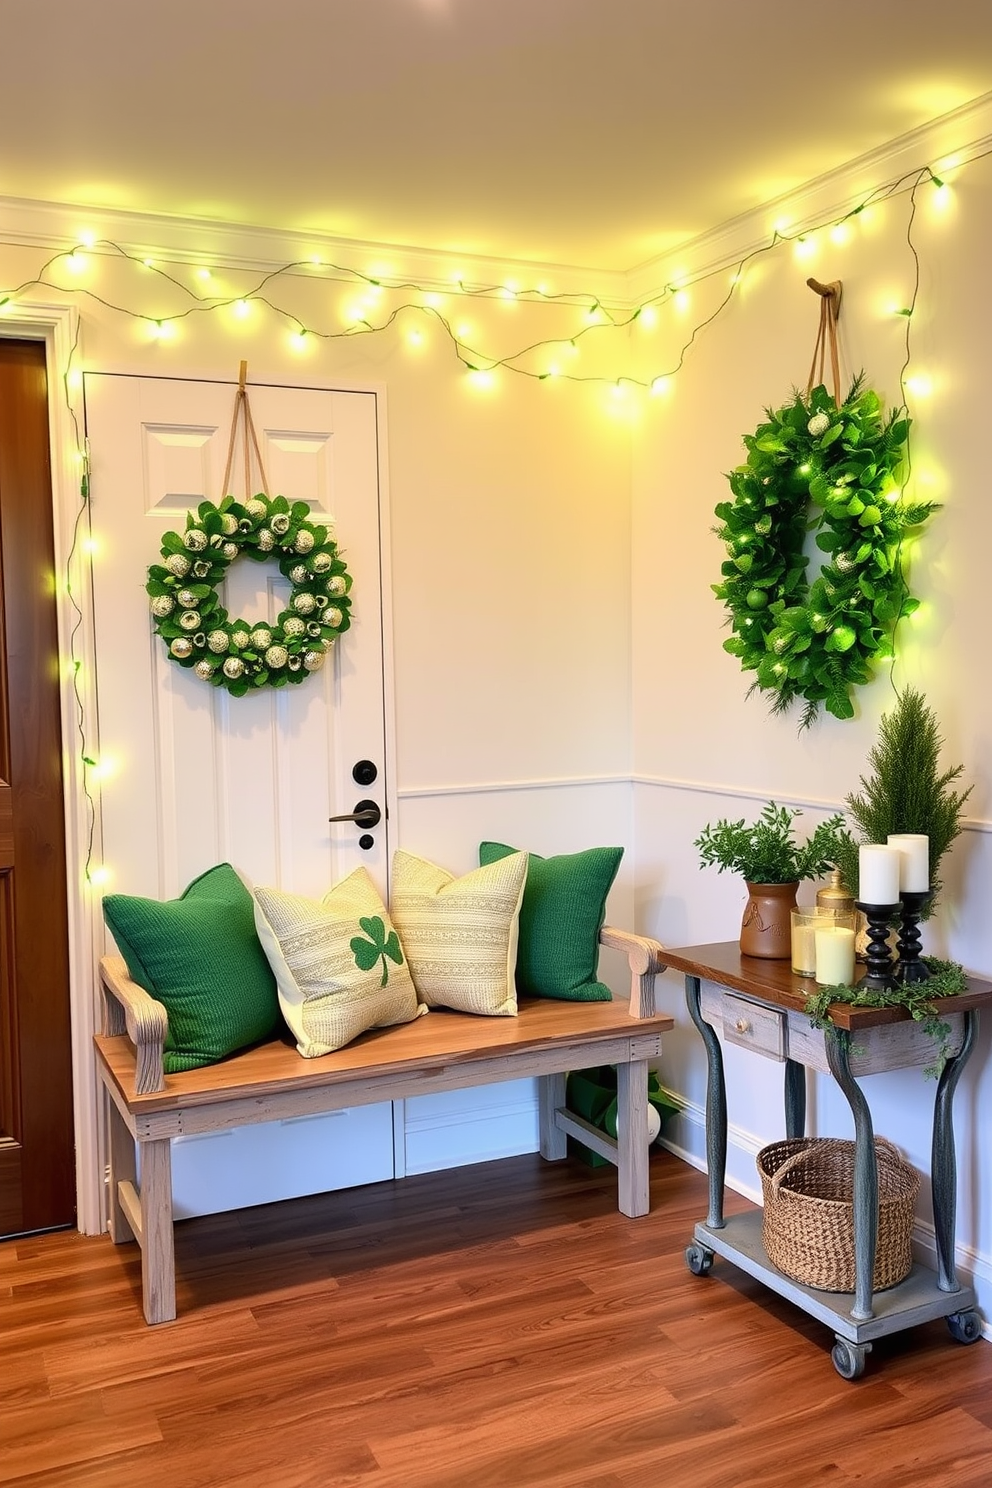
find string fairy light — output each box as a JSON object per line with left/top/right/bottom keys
{"left": 2, "top": 147, "right": 986, "bottom": 868}
{"left": 0, "top": 155, "right": 982, "bottom": 400}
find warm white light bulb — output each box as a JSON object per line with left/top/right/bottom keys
{"left": 905, "top": 373, "right": 933, "bottom": 398}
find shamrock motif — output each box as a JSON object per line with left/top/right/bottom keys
{"left": 350, "top": 915, "right": 404, "bottom": 987}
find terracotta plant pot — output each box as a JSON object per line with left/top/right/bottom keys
{"left": 740, "top": 880, "right": 799, "bottom": 959}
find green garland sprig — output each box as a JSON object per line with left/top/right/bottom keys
{"left": 147, "top": 493, "right": 353, "bottom": 698}
{"left": 714, "top": 376, "right": 935, "bottom": 728}
{"left": 804, "top": 956, "right": 967, "bottom": 1078}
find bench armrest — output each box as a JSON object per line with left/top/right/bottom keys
{"left": 599, "top": 926, "right": 667, "bottom": 1017}
{"left": 100, "top": 955, "right": 169, "bottom": 1094}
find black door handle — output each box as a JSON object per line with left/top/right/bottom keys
{"left": 328, "top": 799, "right": 381, "bottom": 830}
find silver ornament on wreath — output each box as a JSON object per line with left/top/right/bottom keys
{"left": 146, "top": 490, "right": 353, "bottom": 698}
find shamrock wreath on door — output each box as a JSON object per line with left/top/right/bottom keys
{"left": 713, "top": 280, "right": 935, "bottom": 728}
{"left": 146, "top": 493, "right": 353, "bottom": 698}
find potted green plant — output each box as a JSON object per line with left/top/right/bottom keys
{"left": 832, "top": 688, "right": 971, "bottom": 918}
{"left": 695, "top": 801, "right": 847, "bottom": 958}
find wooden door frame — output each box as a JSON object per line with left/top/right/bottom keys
{"left": 1, "top": 312, "right": 399, "bottom": 1235}
{"left": 0, "top": 303, "right": 104, "bottom": 1234}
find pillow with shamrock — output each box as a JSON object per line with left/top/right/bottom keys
{"left": 253, "top": 867, "right": 425, "bottom": 1057}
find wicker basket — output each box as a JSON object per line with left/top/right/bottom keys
{"left": 757, "top": 1136, "right": 919, "bottom": 1293}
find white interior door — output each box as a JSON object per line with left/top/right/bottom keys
{"left": 84, "top": 372, "right": 396, "bottom": 1215}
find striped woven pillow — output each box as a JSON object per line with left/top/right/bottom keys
{"left": 390, "top": 850, "right": 528, "bottom": 1016}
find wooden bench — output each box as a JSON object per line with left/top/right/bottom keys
{"left": 95, "top": 927, "right": 672, "bottom": 1324}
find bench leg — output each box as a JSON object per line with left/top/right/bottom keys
{"left": 538, "top": 1072, "right": 568, "bottom": 1161}
{"left": 138, "top": 1138, "right": 176, "bottom": 1325}
{"left": 106, "top": 1092, "right": 137, "bottom": 1244}
{"left": 616, "top": 1058, "right": 650, "bottom": 1217}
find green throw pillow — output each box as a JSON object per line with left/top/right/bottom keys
{"left": 478, "top": 842, "right": 623, "bottom": 1001}
{"left": 102, "top": 863, "right": 281, "bottom": 1073}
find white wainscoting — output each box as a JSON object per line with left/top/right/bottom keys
{"left": 401, "top": 1079, "right": 541, "bottom": 1176}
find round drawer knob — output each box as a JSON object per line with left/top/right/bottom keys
{"left": 735, "top": 1018, "right": 751, "bottom": 1034}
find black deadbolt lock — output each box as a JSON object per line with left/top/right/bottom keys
{"left": 352, "top": 759, "right": 378, "bottom": 786}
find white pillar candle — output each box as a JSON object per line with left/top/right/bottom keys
{"left": 814, "top": 925, "right": 856, "bottom": 986}
{"left": 886, "top": 833, "right": 930, "bottom": 893}
{"left": 858, "top": 844, "right": 901, "bottom": 905}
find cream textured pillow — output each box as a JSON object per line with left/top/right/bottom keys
{"left": 253, "top": 868, "right": 426, "bottom": 1058}
{"left": 390, "top": 849, "right": 528, "bottom": 1016}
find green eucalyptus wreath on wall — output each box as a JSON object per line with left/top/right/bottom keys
{"left": 146, "top": 493, "right": 353, "bottom": 698}
{"left": 714, "top": 375, "right": 935, "bottom": 728}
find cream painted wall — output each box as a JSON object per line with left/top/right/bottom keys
{"left": 630, "top": 133, "right": 992, "bottom": 1319}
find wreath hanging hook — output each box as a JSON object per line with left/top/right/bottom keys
{"left": 805, "top": 278, "right": 843, "bottom": 403}
{"left": 221, "top": 359, "right": 272, "bottom": 502}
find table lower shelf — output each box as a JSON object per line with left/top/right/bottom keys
{"left": 691, "top": 1212, "right": 977, "bottom": 1346}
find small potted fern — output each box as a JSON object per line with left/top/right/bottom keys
{"left": 695, "top": 801, "right": 847, "bottom": 958}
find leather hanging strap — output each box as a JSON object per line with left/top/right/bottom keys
{"left": 805, "top": 278, "right": 843, "bottom": 402}
{"left": 220, "top": 360, "right": 272, "bottom": 500}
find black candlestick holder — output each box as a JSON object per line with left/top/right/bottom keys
{"left": 855, "top": 900, "right": 900, "bottom": 989}
{"left": 894, "top": 890, "right": 933, "bottom": 984}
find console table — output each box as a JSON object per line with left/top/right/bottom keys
{"left": 663, "top": 940, "right": 989, "bottom": 1379}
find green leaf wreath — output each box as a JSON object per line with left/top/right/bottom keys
{"left": 147, "top": 493, "right": 353, "bottom": 698}
{"left": 714, "top": 376, "right": 935, "bottom": 728}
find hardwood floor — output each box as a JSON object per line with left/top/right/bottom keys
{"left": 2, "top": 1150, "right": 991, "bottom": 1486}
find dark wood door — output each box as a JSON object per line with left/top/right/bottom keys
{"left": 0, "top": 338, "right": 75, "bottom": 1236}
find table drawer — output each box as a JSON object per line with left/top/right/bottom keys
{"left": 700, "top": 985, "right": 786, "bottom": 1061}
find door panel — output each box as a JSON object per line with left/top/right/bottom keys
{"left": 0, "top": 338, "right": 75, "bottom": 1237}
{"left": 84, "top": 375, "right": 389, "bottom": 895}
{"left": 84, "top": 373, "right": 394, "bottom": 1214}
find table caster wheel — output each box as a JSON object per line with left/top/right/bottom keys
{"left": 946, "top": 1310, "right": 982, "bottom": 1344}
{"left": 831, "top": 1338, "right": 870, "bottom": 1380}
{"left": 685, "top": 1242, "right": 714, "bottom": 1276}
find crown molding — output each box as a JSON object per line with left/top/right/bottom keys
{"left": 3, "top": 91, "right": 991, "bottom": 313}
{"left": 0, "top": 195, "right": 628, "bottom": 304}
{"left": 625, "top": 91, "right": 992, "bottom": 303}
